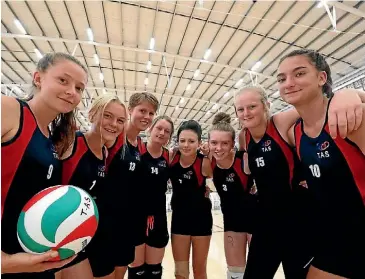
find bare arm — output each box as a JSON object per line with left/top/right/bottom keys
{"left": 1, "top": 95, "right": 20, "bottom": 142}
{"left": 238, "top": 129, "right": 247, "bottom": 151}
{"left": 273, "top": 109, "right": 300, "bottom": 144}
{"left": 202, "top": 157, "right": 213, "bottom": 178}
{"left": 348, "top": 104, "right": 365, "bottom": 155}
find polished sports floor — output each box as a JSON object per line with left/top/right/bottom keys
{"left": 159, "top": 211, "right": 285, "bottom": 279}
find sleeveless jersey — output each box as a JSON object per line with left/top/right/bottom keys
{"left": 294, "top": 113, "right": 365, "bottom": 229}
{"left": 169, "top": 152, "right": 211, "bottom": 214}
{"left": 139, "top": 143, "right": 170, "bottom": 216}
{"left": 245, "top": 118, "right": 295, "bottom": 211}
{"left": 106, "top": 135, "right": 145, "bottom": 214}
{"left": 62, "top": 131, "right": 106, "bottom": 200}
{"left": 1, "top": 99, "right": 62, "bottom": 255}
{"left": 211, "top": 151, "right": 252, "bottom": 216}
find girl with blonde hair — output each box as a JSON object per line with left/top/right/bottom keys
{"left": 55, "top": 93, "right": 127, "bottom": 279}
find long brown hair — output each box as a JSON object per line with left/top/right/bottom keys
{"left": 28, "top": 52, "right": 88, "bottom": 157}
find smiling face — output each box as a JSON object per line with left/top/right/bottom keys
{"left": 209, "top": 130, "right": 234, "bottom": 161}
{"left": 129, "top": 101, "right": 156, "bottom": 132}
{"left": 178, "top": 129, "right": 200, "bottom": 157}
{"left": 277, "top": 55, "right": 327, "bottom": 106}
{"left": 97, "top": 101, "right": 126, "bottom": 142}
{"left": 234, "top": 89, "right": 268, "bottom": 129}
{"left": 34, "top": 59, "right": 87, "bottom": 114}
{"left": 149, "top": 119, "right": 173, "bottom": 146}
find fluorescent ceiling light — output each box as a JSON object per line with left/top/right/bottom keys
{"left": 186, "top": 84, "right": 191, "bottom": 91}
{"left": 14, "top": 19, "right": 26, "bottom": 34}
{"left": 149, "top": 38, "right": 155, "bottom": 50}
{"left": 203, "top": 49, "right": 211, "bottom": 60}
{"left": 193, "top": 69, "right": 200, "bottom": 78}
{"left": 99, "top": 72, "right": 104, "bottom": 81}
{"left": 146, "top": 61, "right": 152, "bottom": 71}
{"left": 87, "top": 28, "right": 94, "bottom": 41}
{"left": 234, "top": 79, "right": 243, "bottom": 88}
{"left": 144, "top": 77, "right": 149, "bottom": 85}
{"left": 94, "top": 54, "right": 99, "bottom": 65}
{"left": 34, "top": 48, "right": 43, "bottom": 59}
{"left": 251, "top": 61, "right": 262, "bottom": 72}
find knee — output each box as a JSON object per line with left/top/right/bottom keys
{"left": 175, "top": 261, "right": 189, "bottom": 279}
{"left": 192, "top": 261, "right": 207, "bottom": 278}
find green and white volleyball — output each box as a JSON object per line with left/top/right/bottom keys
{"left": 17, "top": 185, "right": 99, "bottom": 261}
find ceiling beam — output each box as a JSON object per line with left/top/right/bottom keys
{"left": 328, "top": 1, "right": 365, "bottom": 19}
{"left": 1, "top": 33, "right": 276, "bottom": 81}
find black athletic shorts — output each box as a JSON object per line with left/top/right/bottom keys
{"left": 310, "top": 218, "right": 365, "bottom": 279}
{"left": 223, "top": 196, "right": 257, "bottom": 234}
{"left": 171, "top": 209, "right": 212, "bottom": 236}
{"left": 223, "top": 211, "right": 255, "bottom": 234}
{"left": 133, "top": 213, "right": 169, "bottom": 248}
{"left": 88, "top": 215, "right": 135, "bottom": 277}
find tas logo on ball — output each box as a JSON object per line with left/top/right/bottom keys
{"left": 17, "top": 185, "right": 99, "bottom": 260}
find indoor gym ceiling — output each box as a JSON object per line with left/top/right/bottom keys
{"left": 1, "top": 0, "right": 365, "bottom": 138}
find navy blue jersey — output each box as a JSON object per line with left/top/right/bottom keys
{"left": 106, "top": 136, "right": 144, "bottom": 200}
{"left": 211, "top": 151, "right": 253, "bottom": 216}
{"left": 245, "top": 118, "right": 295, "bottom": 211}
{"left": 62, "top": 131, "right": 106, "bottom": 199}
{"left": 105, "top": 135, "right": 145, "bottom": 246}
{"left": 169, "top": 152, "right": 211, "bottom": 214}
{"left": 139, "top": 143, "right": 170, "bottom": 216}
{"left": 1, "top": 99, "right": 62, "bottom": 255}
{"left": 294, "top": 115, "right": 365, "bottom": 229}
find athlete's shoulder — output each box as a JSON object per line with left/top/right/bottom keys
{"left": 1, "top": 96, "right": 22, "bottom": 142}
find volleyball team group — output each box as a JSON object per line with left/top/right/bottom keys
{"left": 1, "top": 49, "right": 365, "bottom": 279}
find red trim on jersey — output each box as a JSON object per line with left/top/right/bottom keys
{"left": 268, "top": 120, "right": 294, "bottom": 186}
{"left": 62, "top": 136, "right": 88, "bottom": 185}
{"left": 1, "top": 105, "right": 36, "bottom": 217}
{"left": 162, "top": 148, "right": 169, "bottom": 165}
{"left": 193, "top": 155, "right": 204, "bottom": 187}
{"left": 23, "top": 185, "right": 64, "bottom": 212}
{"left": 294, "top": 122, "right": 303, "bottom": 160}
{"left": 324, "top": 125, "right": 365, "bottom": 205}
{"left": 137, "top": 137, "right": 147, "bottom": 155}
{"left": 106, "top": 134, "right": 124, "bottom": 169}
{"left": 233, "top": 157, "right": 248, "bottom": 191}
{"left": 171, "top": 152, "right": 180, "bottom": 166}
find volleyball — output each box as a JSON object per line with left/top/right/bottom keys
{"left": 17, "top": 185, "right": 99, "bottom": 261}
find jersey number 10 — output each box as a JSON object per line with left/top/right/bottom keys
{"left": 309, "top": 164, "right": 321, "bottom": 178}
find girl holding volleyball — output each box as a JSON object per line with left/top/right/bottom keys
{"left": 1, "top": 53, "right": 87, "bottom": 278}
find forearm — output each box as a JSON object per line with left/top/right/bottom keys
{"left": 2, "top": 251, "right": 12, "bottom": 274}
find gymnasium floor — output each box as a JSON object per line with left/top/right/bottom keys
{"left": 160, "top": 211, "right": 285, "bottom": 279}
